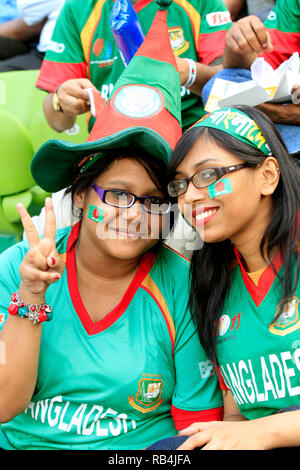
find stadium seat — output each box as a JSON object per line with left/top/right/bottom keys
{"left": 0, "top": 70, "right": 89, "bottom": 253}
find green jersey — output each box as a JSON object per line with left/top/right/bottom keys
{"left": 263, "top": 0, "right": 300, "bottom": 68}
{"left": 36, "top": 0, "right": 231, "bottom": 130}
{"left": 0, "top": 223, "right": 222, "bottom": 449}
{"left": 217, "top": 249, "right": 300, "bottom": 420}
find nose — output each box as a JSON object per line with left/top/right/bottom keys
{"left": 122, "top": 200, "right": 144, "bottom": 221}
{"left": 181, "top": 180, "right": 206, "bottom": 205}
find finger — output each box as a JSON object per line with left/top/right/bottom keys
{"left": 265, "top": 31, "right": 273, "bottom": 52}
{"left": 178, "top": 421, "right": 217, "bottom": 435}
{"left": 43, "top": 198, "right": 57, "bottom": 241}
{"left": 25, "top": 246, "right": 49, "bottom": 271}
{"left": 248, "top": 16, "right": 269, "bottom": 52}
{"left": 59, "top": 94, "right": 90, "bottom": 115}
{"left": 46, "top": 250, "right": 65, "bottom": 275}
{"left": 176, "top": 431, "right": 211, "bottom": 450}
{"left": 16, "top": 203, "right": 40, "bottom": 248}
{"left": 77, "top": 78, "right": 98, "bottom": 92}
{"left": 233, "top": 24, "right": 263, "bottom": 54}
{"left": 21, "top": 265, "right": 61, "bottom": 284}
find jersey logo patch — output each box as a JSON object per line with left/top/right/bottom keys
{"left": 128, "top": 377, "right": 164, "bottom": 413}
{"left": 269, "top": 296, "right": 300, "bottom": 336}
{"left": 113, "top": 85, "right": 163, "bottom": 118}
{"left": 168, "top": 27, "right": 189, "bottom": 55}
{"left": 206, "top": 11, "right": 231, "bottom": 27}
{"left": 93, "top": 38, "right": 104, "bottom": 56}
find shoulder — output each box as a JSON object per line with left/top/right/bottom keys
{"left": 155, "top": 243, "right": 190, "bottom": 274}
{"left": 146, "top": 244, "right": 191, "bottom": 299}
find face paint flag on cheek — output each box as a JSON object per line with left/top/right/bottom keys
{"left": 88, "top": 204, "right": 104, "bottom": 223}
{"left": 208, "top": 178, "right": 232, "bottom": 199}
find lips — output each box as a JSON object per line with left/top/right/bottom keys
{"left": 109, "top": 227, "right": 147, "bottom": 239}
{"left": 192, "top": 206, "right": 219, "bottom": 225}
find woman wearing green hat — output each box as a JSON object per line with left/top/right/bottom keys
{"left": 163, "top": 105, "right": 300, "bottom": 450}
{"left": 0, "top": 147, "right": 224, "bottom": 450}
{"left": 0, "top": 1, "right": 224, "bottom": 450}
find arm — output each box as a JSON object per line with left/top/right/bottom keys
{"left": 0, "top": 17, "right": 45, "bottom": 40}
{"left": 223, "top": 15, "right": 273, "bottom": 69}
{"left": 0, "top": 198, "right": 65, "bottom": 423}
{"left": 43, "top": 78, "right": 98, "bottom": 132}
{"left": 176, "top": 57, "right": 223, "bottom": 97}
{"left": 257, "top": 102, "right": 300, "bottom": 126}
{"left": 223, "top": 0, "right": 246, "bottom": 20}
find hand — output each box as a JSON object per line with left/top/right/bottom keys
{"left": 16, "top": 198, "right": 65, "bottom": 299}
{"left": 292, "top": 84, "right": 300, "bottom": 105}
{"left": 176, "top": 420, "right": 269, "bottom": 450}
{"left": 226, "top": 15, "right": 273, "bottom": 55}
{"left": 56, "top": 78, "right": 98, "bottom": 115}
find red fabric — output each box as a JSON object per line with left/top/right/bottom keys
{"left": 36, "top": 60, "right": 88, "bottom": 92}
{"left": 86, "top": 92, "right": 182, "bottom": 151}
{"left": 234, "top": 247, "right": 283, "bottom": 307}
{"left": 171, "top": 405, "right": 224, "bottom": 430}
{"left": 134, "top": 0, "right": 152, "bottom": 13}
{"left": 197, "top": 30, "right": 227, "bottom": 64}
{"left": 216, "top": 366, "right": 229, "bottom": 391}
{"left": 263, "top": 30, "right": 300, "bottom": 69}
{"left": 135, "top": 10, "right": 177, "bottom": 70}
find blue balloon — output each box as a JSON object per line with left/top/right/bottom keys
{"left": 110, "top": 0, "right": 144, "bottom": 66}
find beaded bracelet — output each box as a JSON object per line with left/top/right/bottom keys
{"left": 8, "top": 292, "right": 53, "bottom": 325}
{"left": 182, "top": 59, "right": 197, "bottom": 89}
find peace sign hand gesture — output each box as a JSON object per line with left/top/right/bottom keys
{"left": 17, "top": 198, "right": 65, "bottom": 301}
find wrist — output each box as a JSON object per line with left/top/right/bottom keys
{"left": 18, "top": 283, "right": 46, "bottom": 305}
{"left": 9, "top": 289, "right": 53, "bottom": 324}
{"left": 182, "top": 59, "right": 197, "bottom": 89}
{"left": 52, "top": 88, "right": 64, "bottom": 113}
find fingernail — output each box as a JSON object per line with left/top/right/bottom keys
{"left": 51, "top": 257, "right": 55, "bottom": 265}
{"left": 55, "top": 274, "right": 60, "bottom": 280}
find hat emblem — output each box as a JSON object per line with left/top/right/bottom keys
{"left": 113, "top": 85, "right": 163, "bottom": 118}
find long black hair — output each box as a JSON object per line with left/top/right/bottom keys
{"left": 168, "top": 105, "right": 300, "bottom": 364}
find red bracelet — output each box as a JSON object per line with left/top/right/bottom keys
{"left": 8, "top": 292, "right": 53, "bottom": 325}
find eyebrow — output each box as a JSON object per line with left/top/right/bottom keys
{"left": 174, "top": 158, "right": 219, "bottom": 176}
{"left": 104, "top": 180, "right": 163, "bottom": 195}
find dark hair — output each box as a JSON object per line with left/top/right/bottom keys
{"left": 65, "top": 147, "right": 175, "bottom": 239}
{"left": 169, "top": 105, "right": 300, "bottom": 364}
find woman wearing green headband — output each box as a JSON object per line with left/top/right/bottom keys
{"left": 165, "top": 105, "right": 300, "bottom": 450}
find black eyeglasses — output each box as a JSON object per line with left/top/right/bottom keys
{"left": 167, "top": 163, "right": 253, "bottom": 197}
{"left": 91, "top": 183, "right": 171, "bottom": 214}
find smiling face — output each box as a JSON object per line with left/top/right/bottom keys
{"left": 74, "top": 157, "right": 169, "bottom": 261}
{"left": 174, "top": 132, "right": 279, "bottom": 246}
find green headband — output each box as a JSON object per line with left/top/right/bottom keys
{"left": 191, "top": 108, "right": 271, "bottom": 155}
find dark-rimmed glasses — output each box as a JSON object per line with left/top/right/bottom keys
{"left": 167, "top": 163, "right": 253, "bottom": 197}
{"left": 91, "top": 183, "right": 171, "bottom": 214}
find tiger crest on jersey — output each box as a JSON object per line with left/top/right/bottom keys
{"left": 128, "top": 377, "right": 164, "bottom": 413}
{"left": 269, "top": 296, "right": 300, "bottom": 336}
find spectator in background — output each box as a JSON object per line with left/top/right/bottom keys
{"left": 35, "top": 0, "right": 232, "bottom": 134}
{"left": 0, "top": 0, "right": 64, "bottom": 72}
{"left": 202, "top": 0, "right": 300, "bottom": 156}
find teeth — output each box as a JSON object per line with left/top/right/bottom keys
{"left": 195, "top": 209, "right": 217, "bottom": 221}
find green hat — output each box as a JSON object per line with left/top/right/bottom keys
{"left": 31, "top": 0, "right": 182, "bottom": 193}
